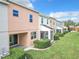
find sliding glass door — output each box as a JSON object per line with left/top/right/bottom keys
{"left": 10, "top": 34, "right": 18, "bottom": 46}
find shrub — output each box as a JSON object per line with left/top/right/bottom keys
{"left": 54, "top": 34, "right": 60, "bottom": 40}
{"left": 54, "top": 31, "right": 69, "bottom": 40}
{"left": 34, "top": 40, "right": 51, "bottom": 49}
{"left": 56, "top": 33, "right": 64, "bottom": 37}
{"left": 63, "top": 31, "right": 69, "bottom": 35}
{"left": 3, "top": 48, "right": 24, "bottom": 59}
{"left": 19, "top": 53, "right": 32, "bottom": 59}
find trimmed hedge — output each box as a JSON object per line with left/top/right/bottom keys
{"left": 54, "top": 32, "right": 64, "bottom": 40}
{"left": 54, "top": 31, "right": 69, "bottom": 40}
{"left": 34, "top": 40, "right": 51, "bottom": 49}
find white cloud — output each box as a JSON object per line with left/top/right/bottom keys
{"left": 49, "top": 12, "right": 68, "bottom": 18}
{"left": 49, "top": 11, "right": 79, "bottom": 18}
{"left": 49, "top": 11, "right": 79, "bottom": 22}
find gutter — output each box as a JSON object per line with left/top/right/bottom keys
{"left": 7, "top": 0, "right": 39, "bottom": 13}
{"left": 0, "top": 0, "right": 10, "bottom": 5}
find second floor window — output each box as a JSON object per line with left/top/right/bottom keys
{"left": 47, "top": 19, "right": 48, "bottom": 24}
{"left": 29, "top": 14, "right": 33, "bottom": 22}
{"left": 41, "top": 17, "right": 43, "bottom": 24}
{"left": 13, "top": 9, "right": 19, "bottom": 17}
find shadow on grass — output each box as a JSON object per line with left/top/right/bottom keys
{"left": 19, "top": 53, "right": 33, "bottom": 59}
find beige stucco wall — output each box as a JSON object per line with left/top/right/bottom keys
{"left": 19, "top": 32, "right": 33, "bottom": 47}
{"left": 8, "top": 3, "right": 40, "bottom": 47}
{"left": 8, "top": 3, "right": 39, "bottom": 34}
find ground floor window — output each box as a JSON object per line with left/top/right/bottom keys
{"left": 31, "top": 32, "right": 36, "bottom": 39}
{"left": 40, "top": 31, "right": 48, "bottom": 39}
{"left": 10, "top": 34, "right": 18, "bottom": 46}
{"left": 56, "top": 29, "right": 61, "bottom": 33}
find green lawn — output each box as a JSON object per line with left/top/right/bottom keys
{"left": 27, "top": 32, "right": 79, "bottom": 59}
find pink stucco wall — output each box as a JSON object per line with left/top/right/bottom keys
{"left": 8, "top": 3, "right": 39, "bottom": 47}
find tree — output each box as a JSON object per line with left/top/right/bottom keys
{"left": 64, "top": 20, "right": 76, "bottom": 26}
{"left": 64, "top": 20, "right": 76, "bottom": 31}
{"left": 75, "top": 22, "right": 79, "bottom": 26}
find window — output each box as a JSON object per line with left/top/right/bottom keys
{"left": 45, "top": 31, "right": 48, "bottom": 39}
{"left": 31, "top": 32, "right": 36, "bottom": 39}
{"left": 10, "top": 34, "right": 18, "bottom": 46}
{"left": 40, "top": 31, "right": 48, "bottom": 39}
{"left": 41, "top": 17, "right": 43, "bottom": 24}
{"left": 47, "top": 19, "right": 48, "bottom": 24}
{"left": 29, "top": 14, "right": 33, "bottom": 22}
{"left": 13, "top": 9, "right": 19, "bottom": 16}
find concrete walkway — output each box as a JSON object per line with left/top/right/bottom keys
{"left": 24, "top": 47, "right": 49, "bottom": 51}
{"left": 24, "top": 41, "right": 56, "bottom": 51}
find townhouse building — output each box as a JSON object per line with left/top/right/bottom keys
{"left": 39, "top": 14, "right": 56, "bottom": 40}
{"left": 55, "top": 20, "right": 64, "bottom": 33}
{"left": 8, "top": 0, "right": 40, "bottom": 47}
{"left": 75, "top": 26, "right": 79, "bottom": 32}
{"left": 0, "top": 0, "right": 63, "bottom": 58}
{"left": 0, "top": 0, "right": 40, "bottom": 57}
{"left": 67, "top": 26, "right": 79, "bottom": 32}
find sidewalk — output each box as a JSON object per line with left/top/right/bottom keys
{"left": 24, "top": 41, "right": 56, "bottom": 51}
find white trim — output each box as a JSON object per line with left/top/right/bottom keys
{"left": 40, "top": 25, "right": 51, "bottom": 31}
{"left": 0, "top": 0, "right": 10, "bottom": 5}
{"left": 18, "top": 34, "right": 19, "bottom": 45}
{"left": 10, "top": 44, "right": 18, "bottom": 47}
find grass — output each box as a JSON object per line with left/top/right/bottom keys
{"left": 27, "top": 32, "right": 79, "bottom": 59}
{"left": 3, "top": 48, "right": 24, "bottom": 59}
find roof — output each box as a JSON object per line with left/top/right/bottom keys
{"left": 39, "top": 13, "right": 56, "bottom": 21}
{"left": 56, "top": 20, "right": 63, "bottom": 23}
{"left": 0, "top": 0, "right": 10, "bottom": 4}
{"left": 3, "top": 0, "right": 39, "bottom": 13}
{"left": 39, "top": 13, "right": 49, "bottom": 18}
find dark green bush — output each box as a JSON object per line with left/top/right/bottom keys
{"left": 54, "top": 34, "right": 60, "bottom": 40}
{"left": 34, "top": 40, "right": 51, "bottom": 49}
{"left": 56, "top": 33, "right": 64, "bottom": 37}
{"left": 54, "top": 31, "right": 69, "bottom": 40}
{"left": 19, "top": 53, "right": 32, "bottom": 59}
{"left": 63, "top": 31, "right": 69, "bottom": 34}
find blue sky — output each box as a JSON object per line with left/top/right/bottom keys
{"left": 29, "top": 0, "right": 79, "bottom": 22}
{"left": 10, "top": 0, "right": 79, "bottom": 21}
{"left": 30, "top": 0, "right": 79, "bottom": 14}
